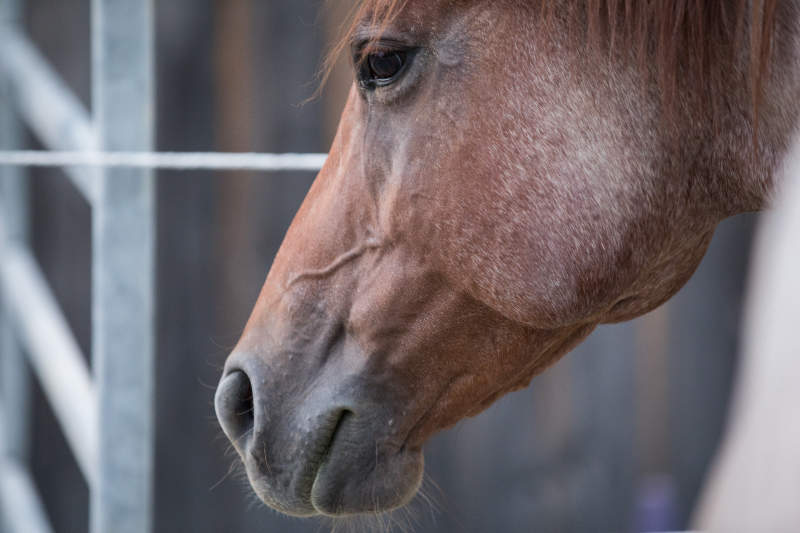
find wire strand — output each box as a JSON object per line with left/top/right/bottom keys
{"left": 0, "top": 150, "right": 328, "bottom": 172}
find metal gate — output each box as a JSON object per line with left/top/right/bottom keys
{"left": 1, "top": 0, "right": 154, "bottom": 532}
{"left": 0, "top": 1, "right": 324, "bottom": 532}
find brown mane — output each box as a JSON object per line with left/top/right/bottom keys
{"left": 323, "top": 0, "right": 778, "bottom": 114}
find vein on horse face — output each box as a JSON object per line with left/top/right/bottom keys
{"left": 285, "top": 237, "right": 384, "bottom": 287}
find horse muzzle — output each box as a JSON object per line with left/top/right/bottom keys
{"left": 214, "top": 352, "right": 424, "bottom": 516}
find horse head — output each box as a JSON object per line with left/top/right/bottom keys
{"left": 215, "top": 0, "right": 796, "bottom": 517}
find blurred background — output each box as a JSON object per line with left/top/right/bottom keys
{"left": 6, "top": 1, "right": 757, "bottom": 531}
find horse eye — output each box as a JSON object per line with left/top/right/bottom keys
{"left": 360, "top": 50, "right": 407, "bottom": 86}
{"left": 368, "top": 51, "right": 404, "bottom": 79}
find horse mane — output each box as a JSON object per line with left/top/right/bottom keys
{"left": 323, "top": 0, "right": 778, "bottom": 115}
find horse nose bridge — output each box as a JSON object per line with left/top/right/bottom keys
{"left": 214, "top": 281, "right": 366, "bottom": 456}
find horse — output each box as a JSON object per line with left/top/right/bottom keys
{"left": 215, "top": 0, "right": 798, "bottom": 519}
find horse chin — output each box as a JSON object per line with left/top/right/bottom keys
{"left": 242, "top": 416, "right": 424, "bottom": 518}
{"left": 246, "top": 449, "right": 423, "bottom": 518}
{"left": 310, "top": 442, "right": 424, "bottom": 516}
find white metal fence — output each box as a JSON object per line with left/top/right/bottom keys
{"left": 0, "top": 1, "right": 324, "bottom": 532}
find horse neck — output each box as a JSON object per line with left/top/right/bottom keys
{"left": 747, "top": 1, "right": 800, "bottom": 211}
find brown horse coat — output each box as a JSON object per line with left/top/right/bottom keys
{"left": 215, "top": 0, "right": 800, "bottom": 517}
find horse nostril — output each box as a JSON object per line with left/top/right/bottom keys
{"left": 215, "top": 370, "right": 255, "bottom": 447}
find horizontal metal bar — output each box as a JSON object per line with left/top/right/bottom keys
{"left": 0, "top": 150, "right": 328, "bottom": 172}
{"left": 0, "top": 241, "right": 98, "bottom": 485}
{"left": 0, "top": 458, "right": 55, "bottom": 533}
{"left": 0, "top": 26, "right": 98, "bottom": 202}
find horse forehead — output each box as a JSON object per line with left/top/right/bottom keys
{"left": 382, "top": 0, "right": 514, "bottom": 34}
